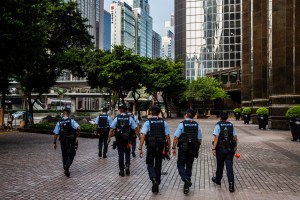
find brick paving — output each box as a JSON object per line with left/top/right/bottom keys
{"left": 1, "top": 118, "right": 300, "bottom": 199}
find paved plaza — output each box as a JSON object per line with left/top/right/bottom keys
{"left": 1, "top": 118, "right": 300, "bottom": 199}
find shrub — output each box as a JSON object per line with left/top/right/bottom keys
{"left": 285, "top": 106, "right": 300, "bottom": 119}
{"left": 80, "top": 124, "right": 94, "bottom": 133}
{"left": 29, "top": 122, "right": 56, "bottom": 130}
{"left": 242, "top": 107, "right": 251, "bottom": 114}
{"left": 233, "top": 108, "right": 241, "bottom": 113}
{"left": 256, "top": 107, "right": 269, "bottom": 116}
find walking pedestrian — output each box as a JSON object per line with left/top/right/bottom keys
{"left": 94, "top": 107, "right": 112, "bottom": 158}
{"left": 139, "top": 106, "right": 171, "bottom": 193}
{"left": 7, "top": 112, "right": 14, "bottom": 129}
{"left": 53, "top": 108, "right": 80, "bottom": 177}
{"left": 172, "top": 109, "right": 202, "bottom": 194}
{"left": 127, "top": 107, "right": 140, "bottom": 157}
{"left": 211, "top": 111, "right": 237, "bottom": 192}
{"left": 107, "top": 105, "right": 138, "bottom": 177}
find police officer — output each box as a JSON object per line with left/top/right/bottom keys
{"left": 53, "top": 108, "right": 80, "bottom": 177}
{"left": 107, "top": 105, "right": 138, "bottom": 177}
{"left": 172, "top": 109, "right": 202, "bottom": 194}
{"left": 94, "top": 107, "right": 112, "bottom": 158}
{"left": 139, "top": 106, "right": 171, "bottom": 193}
{"left": 211, "top": 112, "right": 237, "bottom": 192}
{"left": 127, "top": 107, "right": 140, "bottom": 157}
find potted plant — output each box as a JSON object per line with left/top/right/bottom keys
{"left": 285, "top": 106, "right": 300, "bottom": 141}
{"left": 256, "top": 107, "right": 269, "bottom": 129}
{"left": 242, "top": 107, "right": 251, "bottom": 124}
{"left": 233, "top": 108, "right": 241, "bottom": 120}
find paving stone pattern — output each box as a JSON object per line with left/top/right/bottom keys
{"left": 1, "top": 119, "right": 300, "bottom": 199}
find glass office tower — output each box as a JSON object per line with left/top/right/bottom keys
{"left": 175, "top": 0, "right": 241, "bottom": 80}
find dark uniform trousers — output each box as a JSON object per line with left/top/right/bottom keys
{"left": 216, "top": 147, "right": 234, "bottom": 183}
{"left": 117, "top": 144, "right": 131, "bottom": 170}
{"left": 146, "top": 148, "right": 163, "bottom": 183}
{"left": 98, "top": 131, "right": 109, "bottom": 155}
{"left": 60, "top": 137, "right": 76, "bottom": 168}
{"left": 131, "top": 136, "right": 136, "bottom": 152}
{"left": 177, "top": 149, "right": 195, "bottom": 181}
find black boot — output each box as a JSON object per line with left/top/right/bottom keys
{"left": 152, "top": 178, "right": 159, "bottom": 193}
{"left": 125, "top": 165, "right": 130, "bottom": 175}
{"left": 229, "top": 182, "right": 235, "bottom": 192}
{"left": 212, "top": 177, "right": 221, "bottom": 185}
{"left": 132, "top": 151, "right": 136, "bottom": 158}
{"left": 64, "top": 166, "right": 70, "bottom": 177}
{"left": 98, "top": 150, "right": 102, "bottom": 157}
{"left": 103, "top": 152, "right": 107, "bottom": 158}
{"left": 183, "top": 179, "right": 192, "bottom": 194}
{"left": 119, "top": 170, "right": 125, "bottom": 177}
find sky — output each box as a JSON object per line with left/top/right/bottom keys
{"left": 104, "top": 0, "right": 174, "bottom": 35}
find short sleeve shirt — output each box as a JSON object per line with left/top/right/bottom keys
{"left": 95, "top": 114, "right": 113, "bottom": 126}
{"left": 140, "top": 117, "right": 171, "bottom": 136}
{"left": 212, "top": 121, "right": 237, "bottom": 136}
{"left": 53, "top": 117, "right": 80, "bottom": 135}
{"left": 110, "top": 113, "right": 137, "bottom": 130}
{"left": 174, "top": 118, "right": 203, "bottom": 140}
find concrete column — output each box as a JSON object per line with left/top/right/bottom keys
{"left": 241, "top": 0, "right": 252, "bottom": 107}
{"left": 71, "top": 97, "right": 76, "bottom": 113}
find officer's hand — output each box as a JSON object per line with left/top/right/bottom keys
{"left": 139, "top": 149, "right": 143, "bottom": 158}
{"left": 107, "top": 138, "right": 110, "bottom": 144}
{"left": 54, "top": 143, "right": 57, "bottom": 150}
{"left": 213, "top": 150, "right": 216, "bottom": 157}
{"left": 94, "top": 131, "right": 97, "bottom": 135}
{"left": 172, "top": 149, "right": 176, "bottom": 156}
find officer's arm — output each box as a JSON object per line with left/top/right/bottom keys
{"left": 76, "top": 126, "right": 80, "bottom": 137}
{"left": 139, "top": 134, "right": 145, "bottom": 149}
{"left": 172, "top": 137, "right": 178, "bottom": 149}
{"left": 212, "top": 135, "right": 219, "bottom": 150}
{"left": 165, "top": 135, "right": 171, "bottom": 151}
{"left": 108, "top": 128, "right": 114, "bottom": 139}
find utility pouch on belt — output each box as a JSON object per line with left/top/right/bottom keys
{"left": 182, "top": 141, "right": 189, "bottom": 152}
{"left": 147, "top": 136, "right": 156, "bottom": 148}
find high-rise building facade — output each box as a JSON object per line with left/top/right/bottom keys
{"left": 76, "top": 0, "right": 104, "bottom": 49}
{"left": 162, "top": 15, "right": 175, "bottom": 59}
{"left": 110, "top": 1, "right": 136, "bottom": 50}
{"left": 152, "top": 31, "right": 161, "bottom": 58}
{"left": 175, "top": 0, "right": 241, "bottom": 80}
{"left": 133, "top": 0, "right": 153, "bottom": 57}
{"left": 103, "top": 10, "right": 111, "bottom": 50}
{"left": 242, "top": 0, "right": 300, "bottom": 129}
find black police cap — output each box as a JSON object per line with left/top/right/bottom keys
{"left": 151, "top": 106, "right": 161, "bottom": 113}
{"left": 220, "top": 111, "right": 228, "bottom": 120}
{"left": 186, "top": 108, "right": 196, "bottom": 117}
{"left": 63, "top": 108, "right": 71, "bottom": 113}
{"left": 119, "top": 104, "right": 127, "bottom": 110}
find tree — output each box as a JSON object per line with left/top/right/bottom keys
{"left": 143, "top": 58, "right": 186, "bottom": 118}
{"left": 7, "top": 0, "right": 92, "bottom": 123}
{"left": 183, "top": 77, "right": 228, "bottom": 112}
{"left": 85, "top": 45, "right": 143, "bottom": 116}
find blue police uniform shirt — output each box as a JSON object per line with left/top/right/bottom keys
{"left": 110, "top": 113, "right": 137, "bottom": 130}
{"left": 140, "top": 117, "right": 171, "bottom": 136}
{"left": 95, "top": 113, "right": 113, "bottom": 126}
{"left": 174, "top": 118, "right": 202, "bottom": 140}
{"left": 212, "top": 122, "right": 237, "bottom": 136}
{"left": 127, "top": 113, "right": 139, "bottom": 125}
{"left": 53, "top": 117, "right": 80, "bottom": 135}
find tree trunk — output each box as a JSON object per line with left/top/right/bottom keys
{"left": 0, "top": 91, "right": 6, "bottom": 129}
{"left": 111, "top": 90, "right": 118, "bottom": 118}
{"left": 162, "top": 93, "right": 170, "bottom": 118}
{"left": 27, "top": 92, "right": 34, "bottom": 124}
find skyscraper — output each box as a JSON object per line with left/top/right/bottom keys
{"left": 162, "top": 15, "right": 175, "bottom": 59}
{"left": 175, "top": 0, "right": 241, "bottom": 80}
{"left": 152, "top": 31, "right": 161, "bottom": 58}
{"left": 76, "top": 0, "right": 104, "bottom": 49}
{"left": 103, "top": 10, "right": 111, "bottom": 50}
{"left": 133, "top": 0, "right": 153, "bottom": 57}
{"left": 110, "top": 1, "right": 136, "bottom": 50}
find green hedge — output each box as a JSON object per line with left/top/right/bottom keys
{"left": 242, "top": 107, "right": 251, "bottom": 114}
{"left": 233, "top": 108, "right": 241, "bottom": 113}
{"left": 29, "top": 122, "right": 94, "bottom": 133}
{"left": 80, "top": 124, "right": 94, "bottom": 133}
{"left": 285, "top": 106, "right": 300, "bottom": 119}
{"left": 256, "top": 107, "right": 269, "bottom": 115}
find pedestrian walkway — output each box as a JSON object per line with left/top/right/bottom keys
{"left": 0, "top": 119, "right": 300, "bottom": 199}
